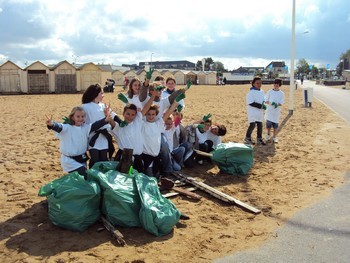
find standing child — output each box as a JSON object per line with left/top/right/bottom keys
{"left": 264, "top": 78, "right": 285, "bottom": 143}
{"left": 45, "top": 106, "right": 112, "bottom": 178}
{"left": 82, "top": 84, "right": 115, "bottom": 168}
{"left": 244, "top": 76, "right": 266, "bottom": 145}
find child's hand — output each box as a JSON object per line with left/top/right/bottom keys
{"left": 202, "top": 113, "right": 212, "bottom": 122}
{"left": 186, "top": 79, "right": 192, "bottom": 90}
{"left": 118, "top": 93, "right": 129, "bottom": 104}
{"left": 150, "top": 88, "right": 161, "bottom": 98}
{"left": 45, "top": 114, "right": 53, "bottom": 126}
{"left": 104, "top": 103, "right": 111, "bottom": 116}
{"left": 146, "top": 68, "right": 154, "bottom": 80}
{"left": 175, "top": 93, "right": 185, "bottom": 102}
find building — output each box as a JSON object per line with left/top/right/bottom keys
{"left": 139, "top": 60, "right": 196, "bottom": 70}
{"left": 0, "top": 60, "right": 23, "bottom": 93}
{"left": 266, "top": 61, "right": 288, "bottom": 76}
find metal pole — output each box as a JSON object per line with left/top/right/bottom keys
{"left": 289, "top": 0, "right": 296, "bottom": 115}
{"left": 150, "top": 53, "right": 154, "bottom": 68}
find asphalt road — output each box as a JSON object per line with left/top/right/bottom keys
{"left": 215, "top": 81, "right": 350, "bottom": 262}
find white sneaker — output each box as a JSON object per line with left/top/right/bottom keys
{"left": 273, "top": 137, "right": 278, "bottom": 143}
{"left": 265, "top": 134, "right": 271, "bottom": 141}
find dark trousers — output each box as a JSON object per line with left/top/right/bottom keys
{"left": 114, "top": 149, "right": 144, "bottom": 174}
{"left": 197, "top": 140, "right": 214, "bottom": 162}
{"left": 69, "top": 166, "right": 87, "bottom": 179}
{"left": 89, "top": 149, "right": 108, "bottom": 168}
{"left": 142, "top": 153, "right": 161, "bottom": 177}
{"left": 245, "top": 121, "right": 263, "bottom": 140}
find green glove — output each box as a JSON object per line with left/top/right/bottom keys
{"left": 261, "top": 102, "right": 267, "bottom": 110}
{"left": 271, "top": 102, "right": 278, "bottom": 108}
{"left": 202, "top": 113, "right": 212, "bottom": 122}
{"left": 128, "top": 165, "right": 133, "bottom": 175}
{"left": 62, "top": 116, "right": 72, "bottom": 125}
{"left": 176, "top": 104, "right": 183, "bottom": 112}
{"left": 186, "top": 79, "right": 192, "bottom": 90}
{"left": 118, "top": 93, "right": 129, "bottom": 104}
{"left": 155, "top": 85, "right": 164, "bottom": 91}
{"left": 146, "top": 68, "right": 154, "bottom": 80}
{"left": 197, "top": 124, "right": 204, "bottom": 130}
{"left": 175, "top": 93, "right": 185, "bottom": 102}
{"left": 119, "top": 120, "right": 128, "bottom": 127}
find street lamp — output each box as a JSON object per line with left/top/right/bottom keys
{"left": 289, "top": 0, "right": 296, "bottom": 115}
{"left": 150, "top": 53, "right": 154, "bottom": 68}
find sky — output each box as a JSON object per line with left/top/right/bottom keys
{"left": 0, "top": 0, "right": 349, "bottom": 71}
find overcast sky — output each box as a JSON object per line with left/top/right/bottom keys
{"left": 0, "top": 0, "right": 349, "bottom": 70}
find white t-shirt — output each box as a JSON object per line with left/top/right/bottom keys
{"left": 265, "top": 89, "right": 285, "bottom": 123}
{"left": 144, "top": 96, "right": 171, "bottom": 118}
{"left": 196, "top": 128, "right": 208, "bottom": 144}
{"left": 142, "top": 118, "right": 165, "bottom": 156}
{"left": 164, "top": 127, "right": 176, "bottom": 152}
{"left": 127, "top": 94, "right": 144, "bottom": 110}
{"left": 82, "top": 102, "right": 111, "bottom": 150}
{"left": 55, "top": 124, "right": 91, "bottom": 172}
{"left": 207, "top": 130, "right": 222, "bottom": 147}
{"left": 110, "top": 112, "right": 144, "bottom": 155}
{"left": 161, "top": 90, "right": 185, "bottom": 110}
{"left": 246, "top": 88, "right": 265, "bottom": 123}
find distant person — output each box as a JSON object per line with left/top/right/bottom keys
{"left": 223, "top": 77, "right": 227, "bottom": 85}
{"left": 264, "top": 78, "right": 285, "bottom": 143}
{"left": 244, "top": 76, "right": 266, "bottom": 145}
{"left": 301, "top": 76, "right": 304, "bottom": 85}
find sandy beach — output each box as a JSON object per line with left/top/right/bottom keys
{"left": 1, "top": 83, "right": 350, "bottom": 263}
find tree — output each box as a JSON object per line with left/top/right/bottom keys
{"left": 196, "top": 57, "right": 226, "bottom": 72}
{"left": 336, "top": 49, "right": 350, "bottom": 75}
{"left": 296, "top": 58, "right": 310, "bottom": 76}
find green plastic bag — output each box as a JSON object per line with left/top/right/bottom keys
{"left": 135, "top": 173, "right": 181, "bottom": 236}
{"left": 88, "top": 161, "right": 142, "bottom": 227}
{"left": 38, "top": 172, "right": 101, "bottom": 232}
{"left": 211, "top": 142, "right": 254, "bottom": 175}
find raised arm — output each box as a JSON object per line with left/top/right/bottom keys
{"left": 141, "top": 89, "right": 160, "bottom": 116}
{"left": 46, "top": 114, "right": 63, "bottom": 133}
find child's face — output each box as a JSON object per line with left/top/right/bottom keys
{"left": 94, "top": 90, "right": 104, "bottom": 103}
{"left": 123, "top": 109, "right": 137, "bottom": 123}
{"left": 166, "top": 80, "right": 176, "bottom": 91}
{"left": 253, "top": 80, "right": 262, "bottom": 89}
{"left": 210, "top": 125, "right": 219, "bottom": 135}
{"left": 131, "top": 81, "right": 141, "bottom": 95}
{"left": 165, "top": 119, "right": 173, "bottom": 130}
{"left": 72, "top": 110, "right": 85, "bottom": 126}
{"left": 273, "top": 83, "right": 281, "bottom": 90}
{"left": 146, "top": 109, "right": 157, "bottom": 122}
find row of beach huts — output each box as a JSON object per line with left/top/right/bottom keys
{"left": 0, "top": 60, "right": 218, "bottom": 94}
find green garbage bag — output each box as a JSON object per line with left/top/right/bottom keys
{"left": 211, "top": 142, "right": 254, "bottom": 175}
{"left": 38, "top": 172, "right": 101, "bottom": 232}
{"left": 88, "top": 161, "right": 142, "bottom": 227}
{"left": 135, "top": 173, "right": 181, "bottom": 236}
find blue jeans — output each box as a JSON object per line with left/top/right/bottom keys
{"left": 160, "top": 134, "right": 173, "bottom": 174}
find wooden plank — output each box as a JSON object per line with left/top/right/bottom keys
{"left": 194, "top": 149, "right": 213, "bottom": 157}
{"left": 172, "top": 172, "right": 261, "bottom": 214}
{"left": 101, "top": 216, "right": 126, "bottom": 246}
{"left": 162, "top": 187, "right": 197, "bottom": 198}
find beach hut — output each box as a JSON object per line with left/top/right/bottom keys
{"left": 173, "top": 70, "right": 185, "bottom": 85}
{"left": 77, "top": 63, "right": 102, "bottom": 91}
{"left": 161, "top": 70, "right": 175, "bottom": 81}
{"left": 0, "top": 60, "right": 23, "bottom": 93}
{"left": 24, "top": 61, "right": 51, "bottom": 94}
{"left": 50, "top": 60, "right": 77, "bottom": 93}
{"left": 123, "top": 70, "right": 137, "bottom": 82}
{"left": 136, "top": 69, "right": 146, "bottom": 82}
{"left": 183, "top": 70, "right": 196, "bottom": 85}
{"left": 97, "top": 64, "right": 114, "bottom": 86}
{"left": 112, "top": 69, "right": 127, "bottom": 86}
{"left": 195, "top": 71, "right": 206, "bottom": 85}
{"left": 206, "top": 71, "right": 217, "bottom": 85}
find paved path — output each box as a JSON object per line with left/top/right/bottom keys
{"left": 216, "top": 81, "right": 350, "bottom": 262}
{"left": 303, "top": 80, "right": 350, "bottom": 123}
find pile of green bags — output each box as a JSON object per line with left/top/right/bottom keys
{"left": 38, "top": 162, "right": 181, "bottom": 236}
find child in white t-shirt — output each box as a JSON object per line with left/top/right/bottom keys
{"left": 244, "top": 76, "right": 266, "bottom": 145}
{"left": 46, "top": 106, "right": 112, "bottom": 178}
{"left": 264, "top": 78, "right": 285, "bottom": 143}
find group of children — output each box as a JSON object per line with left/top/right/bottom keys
{"left": 46, "top": 70, "right": 227, "bottom": 179}
{"left": 244, "top": 76, "right": 285, "bottom": 145}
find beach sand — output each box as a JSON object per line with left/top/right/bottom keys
{"left": 1, "top": 84, "right": 350, "bottom": 263}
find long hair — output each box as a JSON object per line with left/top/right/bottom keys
{"left": 82, "top": 84, "right": 102, "bottom": 104}
{"left": 127, "top": 78, "right": 141, "bottom": 99}
{"left": 251, "top": 76, "right": 262, "bottom": 86}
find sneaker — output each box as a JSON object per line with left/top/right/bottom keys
{"left": 257, "top": 139, "right": 266, "bottom": 145}
{"left": 244, "top": 138, "right": 255, "bottom": 145}
{"left": 265, "top": 134, "right": 271, "bottom": 141}
{"left": 197, "top": 160, "right": 204, "bottom": 165}
{"left": 273, "top": 137, "right": 278, "bottom": 143}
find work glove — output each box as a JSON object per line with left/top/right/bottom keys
{"left": 176, "top": 104, "right": 183, "bottom": 113}
{"left": 186, "top": 79, "right": 192, "bottom": 90}
{"left": 146, "top": 68, "right": 154, "bottom": 80}
{"left": 197, "top": 124, "right": 204, "bottom": 130}
{"left": 118, "top": 93, "right": 129, "bottom": 104}
{"left": 271, "top": 102, "right": 279, "bottom": 109}
{"left": 62, "top": 116, "right": 72, "bottom": 125}
{"left": 175, "top": 93, "right": 186, "bottom": 102}
{"left": 261, "top": 102, "right": 267, "bottom": 110}
{"left": 119, "top": 120, "right": 128, "bottom": 127}
{"left": 202, "top": 113, "right": 212, "bottom": 122}
{"left": 155, "top": 85, "right": 164, "bottom": 91}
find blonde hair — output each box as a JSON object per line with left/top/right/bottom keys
{"left": 68, "top": 106, "right": 85, "bottom": 125}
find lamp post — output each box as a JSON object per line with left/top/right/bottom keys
{"left": 150, "top": 53, "right": 154, "bottom": 68}
{"left": 289, "top": 0, "right": 296, "bottom": 115}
